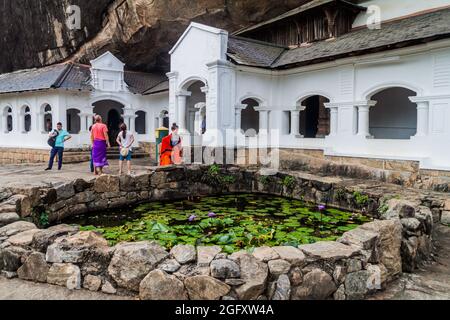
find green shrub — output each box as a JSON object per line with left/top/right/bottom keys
{"left": 353, "top": 191, "right": 369, "bottom": 207}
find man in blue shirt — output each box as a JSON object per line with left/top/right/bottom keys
{"left": 45, "top": 122, "right": 71, "bottom": 171}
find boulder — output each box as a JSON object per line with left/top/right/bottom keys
{"left": 17, "top": 252, "right": 49, "bottom": 282}
{"left": 210, "top": 259, "right": 240, "bottom": 279}
{"left": 338, "top": 227, "right": 379, "bottom": 251}
{"left": 299, "top": 241, "right": 360, "bottom": 260}
{"left": 333, "top": 265, "right": 346, "bottom": 284}
{"left": 101, "top": 281, "right": 117, "bottom": 294}
{"left": 47, "top": 263, "right": 81, "bottom": 290}
{"left": 184, "top": 275, "right": 230, "bottom": 300}
{"left": 0, "top": 246, "right": 28, "bottom": 271}
{"left": 139, "top": 269, "right": 188, "bottom": 300}
{"left": 272, "top": 274, "right": 291, "bottom": 300}
{"left": 292, "top": 269, "right": 336, "bottom": 300}
{"left": 272, "top": 246, "right": 305, "bottom": 266}
{"left": 32, "top": 224, "right": 79, "bottom": 252}
{"left": 268, "top": 259, "right": 291, "bottom": 276}
{"left": 158, "top": 259, "right": 181, "bottom": 273}
{"left": 384, "top": 199, "right": 417, "bottom": 219}
{"left": 170, "top": 244, "right": 197, "bottom": 264}
{"left": 235, "top": 254, "right": 268, "bottom": 300}
{"left": 415, "top": 206, "right": 433, "bottom": 235}
{"left": 0, "top": 212, "right": 20, "bottom": 226}
{"left": 401, "top": 236, "right": 419, "bottom": 272}
{"left": 442, "top": 211, "right": 450, "bottom": 225}
{"left": 0, "top": 221, "right": 36, "bottom": 238}
{"left": 400, "top": 218, "right": 421, "bottom": 232}
{"left": 83, "top": 274, "right": 102, "bottom": 291}
{"left": 344, "top": 270, "right": 371, "bottom": 300}
{"left": 94, "top": 175, "right": 120, "bottom": 193}
{"left": 366, "top": 263, "right": 388, "bottom": 290}
{"left": 360, "top": 219, "right": 402, "bottom": 279}
{"left": 252, "top": 246, "right": 280, "bottom": 262}
{"left": 334, "top": 284, "right": 346, "bottom": 300}
{"left": 6, "top": 229, "right": 40, "bottom": 247}
{"left": 346, "top": 259, "right": 362, "bottom": 273}
{"left": 197, "top": 246, "right": 222, "bottom": 267}
{"left": 288, "top": 267, "right": 303, "bottom": 286}
{"left": 108, "top": 241, "right": 169, "bottom": 291}
{"left": 46, "top": 231, "right": 108, "bottom": 264}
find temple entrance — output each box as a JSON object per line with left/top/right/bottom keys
{"left": 93, "top": 100, "right": 124, "bottom": 146}
{"left": 241, "top": 98, "right": 260, "bottom": 137}
{"left": 185, "top": 81, "right": 206, "bottom": 135}
{"left": 299, "top": 95, "right": 330, "bottom": 138}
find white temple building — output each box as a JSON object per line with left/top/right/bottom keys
{"left": 1, "top": 0, "right": 450, "bottom": 171}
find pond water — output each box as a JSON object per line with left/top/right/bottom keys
{"left": 68, "top": 194, "right": 372, "bottom": 253}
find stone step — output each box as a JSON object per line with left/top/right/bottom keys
{"left": 0, "top": 212, "right": 20, "bottom": 227}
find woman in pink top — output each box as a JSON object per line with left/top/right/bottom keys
{"left": 90, "top": 115, "right": 111, "bottom": 175}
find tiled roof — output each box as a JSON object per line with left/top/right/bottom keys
{"left": 227, "top": 36, "right": 287, "bottom": 68}
{"left": 0, "top": 62, "right": 168, "bottom": 95}
{"left": 227, "top": 7, "right": 450, "bottom": 69}
{"left": 124, "top": 71, "right": 168, "bottom": 95}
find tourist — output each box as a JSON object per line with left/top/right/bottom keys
{"left": 159, "top": 123, "right": 183, "bottom": 166}
{"left": 91, "top": 115, "right": 110, "bottom": 175}
{"left": 116, "top": 123, "right": 135, "bottom": 175}
{"left": 45, "top": 122, "right": 71, "bottom": 171}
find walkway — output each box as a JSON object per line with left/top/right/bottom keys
{"left": 370, "top": 224, "right": 450, "bottom": 300}
{"left": 0, "top": 277, "right": 136, "bottom": 300}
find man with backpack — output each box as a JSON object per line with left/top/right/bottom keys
{"left": 45, "top": 122, "right": 71, "bottom": 171}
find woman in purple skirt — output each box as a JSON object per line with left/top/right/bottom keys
{"left": 90, "top": 115, "right": 111, "bottom": 175}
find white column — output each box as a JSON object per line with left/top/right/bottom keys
{"left": 357, "top": 101, "right": 376, "bottom": 138}
{"left": 176, "top": 90, "right": 191, "bottom": 134}
{"left": 234, "top": 104, "right": 246, "bottom": 131}
{"left": 328, "top": 106, "right": 339, "bottom": 136}
{"left": 409, "top": 97, "right": 429, "bottom": 137}
{"left": 255, "top": 107, "right": 269, "bottom": 135}
{"left": 290, "top": 106, "right": 305, "bottom": 138}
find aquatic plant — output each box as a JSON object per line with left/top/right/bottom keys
{"left": 77, "top": 194, "right": 371, "bottom": 252}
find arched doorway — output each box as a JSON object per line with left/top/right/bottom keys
{"left": 299, "top": 95, "right": 330, "bottom": 138}
{"left": 67, "top": 108, "right": 81, "bottom": 134}
{"left": 93, "top": 100, "right": 124, "bottom": 146}
{"left": 135, "top": 111, "right": 146, "bottom": 134}
{"left": 241, "top": 98, "right": 260, "bottom": 137}
{"left": 42, "top": 104, "right": 52, "bottom": 132}
{"left": 185, "top": 81, "right": 206, "bottom": 135}
{"left": 369, "top": 87, "right": 417, "bottom": 139}
{"left": 107, "top": 109, "right": 123, "bottom": 145}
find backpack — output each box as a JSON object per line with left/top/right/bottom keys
{"left": 47, "top": 130, "right": 59, "bottom": 148}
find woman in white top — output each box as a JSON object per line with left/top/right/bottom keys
{"left": 116, "top": 123, "right": 135, "bottom": 175}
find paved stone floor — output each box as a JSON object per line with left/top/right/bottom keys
{"left": 0, "top": 277, "right": 136, "bottom": 300}
{"left": 370, "top": 224, "right": 450, "bottom": 300}
{"left": 0, "top": 159, "right": 154, "bottom": 189}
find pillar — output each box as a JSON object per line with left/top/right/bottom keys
{"left": 290, "top": 106, "right": 305, "bottom": 138}
{"left": 176, "top": 90, "right": 191, "bottom": 134}
{"left": 235, "top": 104, "right": 247, "bottom": 132}
{"left": 357, "top": 101, "right": 376, "bottom": 138}
{"left": 409, "top": 98, "right": 429, "bottom": 137}
{"left": 255, "top": 107, "right": 269, "bottom": 135}
{"left": 316, "top": 96, "right": 330, "bottom": 138}
{"left": 326, "top": 106, "right": 339, "bottom": 136}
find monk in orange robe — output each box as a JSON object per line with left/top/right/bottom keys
{"left": 159, "top": 123, "right": 183, "bottom": 166}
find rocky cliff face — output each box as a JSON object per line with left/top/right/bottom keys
{"left": 0, "top": 0, "right": 310, "bottom": 74}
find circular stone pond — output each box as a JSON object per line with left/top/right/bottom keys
{"left": 64, "top": 194, "right": 372, "bottom": 253}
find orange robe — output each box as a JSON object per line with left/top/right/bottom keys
{"left": 159, "top": 134, "right": 182, "bottom": 166}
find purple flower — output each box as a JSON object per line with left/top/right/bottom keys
{"left": 318, "top": 205, "right": 326, "bottom": 211}
{"left": 188, "top": 215, "right": 197, "bottom": 222}
{"left": 208, "top": 212, "right": 216, "bottom": 218}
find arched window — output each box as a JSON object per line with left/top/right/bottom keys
{"left": 241, "top": 98, "right": 260, "bottom": 137}
{"left": 135, "top": 111, "right": 146, "bottom": 134}
{"left": 43, "top": 104, "right": 52, "bottom": 132}
{"left": 299, "top": 95, "right": 330, "bottom": 138}
{"left": 21, "top": 105, "right": 31, "bottom": 133}
{"left": 67, "top": 108, "right": 81, "bottom": 134}
{"left": 3, "top": 107, "right": 13, "bottom": 133}
{"left": 369, "top": 87, "right": 417, "bottom": 139}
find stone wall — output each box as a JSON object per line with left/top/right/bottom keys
{"left": 0, "top": 165, "right": 448, "bottom": 300}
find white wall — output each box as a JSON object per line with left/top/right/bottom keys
{"left": 353, "top": 0, "right": 450, "bottom": 28}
